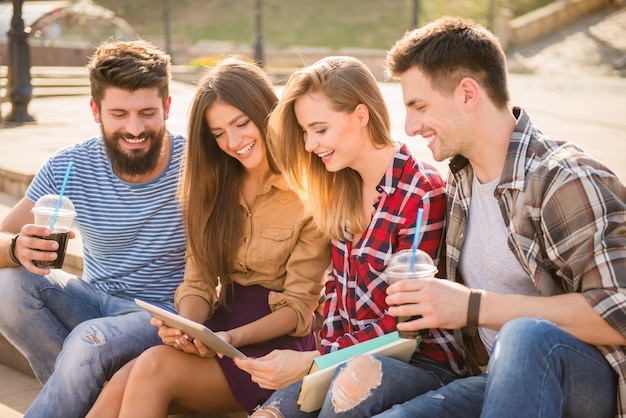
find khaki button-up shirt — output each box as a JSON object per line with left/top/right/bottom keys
{"left": 175, "top": 173, "right": 331, "bottom": 336}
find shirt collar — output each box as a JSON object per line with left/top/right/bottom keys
{"left": 263, "top": 172, "right": 290, "bottom": 193}
{"left": 499, "top": 107, "right": 534, "bottom": 192}
{"left": 376, "top": 143, "right": 410, "bottom": 196}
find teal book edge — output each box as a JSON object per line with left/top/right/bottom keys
{"left": 314, "top": 331, "right": 407, "bottom": 370}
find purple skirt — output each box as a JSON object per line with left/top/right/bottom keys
{"left": 205, "top": 283, "right": 316, "bottom": 413}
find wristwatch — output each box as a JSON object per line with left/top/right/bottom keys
{"left": 9, "top": 233, "right": 21, "bottom": 266}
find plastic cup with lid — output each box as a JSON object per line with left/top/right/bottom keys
{"left": 31, "top": 194, "right": 76, "bottom": 269}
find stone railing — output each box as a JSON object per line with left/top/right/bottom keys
{"left": 494, "top": 0, "right": 612, "bottom": 49}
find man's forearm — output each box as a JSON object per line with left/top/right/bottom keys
{"left": 0, "top": 232, "right": 20, "bottom": 268}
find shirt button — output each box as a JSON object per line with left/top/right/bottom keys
{"left": 239, "top": 262, "right": 244, "bottom": 267}
{"left": 459, "top": 233, "right": 464, "bottom": 240}
{"left": 273, "top": 231, "right": 279, "bottom": 237}
{"left": 244, "top": 237, "right": 249, "bottom": 242}
{"left": 247, "top": 212, "right": 252, "bottom": 217}
{"left": 376, "top": 186, "right": 383, "bottom": 193}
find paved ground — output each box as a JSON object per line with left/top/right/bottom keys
{"left": 2, "top": 69, "right": 626, "bottom": 196}
{"left": 0, "top": 4, "right": 625, "bottom": 417}
{"left": 507, "top": 3, "right": 626, "bottom": 77}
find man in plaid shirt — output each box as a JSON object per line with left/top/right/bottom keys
{"left": 377, "top": 16, "right": 625, "bottom": 417}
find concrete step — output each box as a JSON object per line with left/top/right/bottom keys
{"left": 0, "top": 364, "right": 41, "bottom": 418}
{"left": 1, "top": 66, "right": 91, "bottom": 99}
{"left": 1, "top": 65, "right": 206, "bottom": 100}
{"left": 0, "top": 167, "right": 33, "bottom": 203}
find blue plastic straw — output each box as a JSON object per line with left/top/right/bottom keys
{"left": 410, "top": 208, "right": 424, "bottom": 272}
{"left": 50, "top": 161, "right": 73, "bottom": 231}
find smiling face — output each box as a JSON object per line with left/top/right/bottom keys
{"left": 92, "top": 86, "right": 170, "bottom": 178}
{"left": 399, "top": 66, "right": 471, "bottom": 162}
{"left": 206, "top": 100, "right": 267, "bottom": 172}
{"left": 294, "top": 92, "right": 366, "bottom": 173}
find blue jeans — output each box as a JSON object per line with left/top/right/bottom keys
{"left": 254, "top": 352, "right": 458, "bottom": 417}
{"left": 0, "top": 267, "right": 163, "bottom": 418}
{"left": 374, "top": 318, "right": 617, "bottom": 418}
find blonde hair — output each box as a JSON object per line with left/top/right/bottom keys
{"left": 267, "top": 56, "right": 393, "bottom": 240}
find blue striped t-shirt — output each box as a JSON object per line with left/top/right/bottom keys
{"left": 26, "top": 133, "right": 187, "bottom": 307}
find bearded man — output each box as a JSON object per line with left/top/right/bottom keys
{"left": 0, "top": 39, "right": 186, "bottom": 418}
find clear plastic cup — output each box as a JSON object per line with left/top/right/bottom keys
{"left": 385, "top": 249, "right": 437, "bottom": 339}
{"left": 31, "top": 194, "right": 76, "bottom": 269}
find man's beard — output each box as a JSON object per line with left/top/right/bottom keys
{"left": 101, "top": 125, "right": 167, "bottom": 177}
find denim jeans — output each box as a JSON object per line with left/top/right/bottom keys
{"left": 0, "top": 267, "right": 163, "bottom": 418}
{"left": 374, "top": 317, "right": 617, "bottom": 418}
{"left": 255, "top": 351, "right": 458, "bottom": 417}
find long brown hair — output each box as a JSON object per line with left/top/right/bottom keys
{"left": 181, "top": 57, "right": 279, "bottom": 292}
{"left": 267, "top": 56, "right": 393, "bottom": 240}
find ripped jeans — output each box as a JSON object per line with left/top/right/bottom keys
{"left": 252, "top": 351, "right": 458, "bottom": 417}
{"left": 0, "top": 267, "right": 162, "bottom": 418}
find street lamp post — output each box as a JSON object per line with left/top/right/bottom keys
{"left": 487, "top": 0, "right": 496, "bottom": 29}
{"left": 4, "top": 0, "right": 34, "bottom": 123}
{"left": 253, "top": 0, "right": 264, "bottom": 68}
{"left": 162, "top": 0, "right": 173, "bottom": 63}
{"left": 412, "top": 0, "right": 421, "bottom": 29}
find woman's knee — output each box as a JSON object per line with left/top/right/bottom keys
{"left": 128, "top": 345, "right": 173, "bottom": 380}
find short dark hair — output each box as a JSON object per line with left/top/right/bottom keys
{"left": 87, "top": 39, "right": 171, "bottom": 108}
{"left": 386, "top": 16, "right": 510, "bottom": 108}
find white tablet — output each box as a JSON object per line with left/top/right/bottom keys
{"left": 135, "top": 298, "right": 247, "bottom": 359}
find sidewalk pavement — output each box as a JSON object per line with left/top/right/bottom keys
{"left": 2, "top": 74, "right": 626, "bottom": 192}
{"left": 0, "top": 79, "right": 196, "bottom": 199}
{"left": 0, "top": 365, "right": 40, "bottom": 418}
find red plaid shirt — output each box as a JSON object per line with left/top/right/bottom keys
{"left": 319, "top": 144, "right": 468, "bottom": 376}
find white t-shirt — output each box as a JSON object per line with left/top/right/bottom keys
{"left": 458, "top": 174, "right": 540, "bottom": 352}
